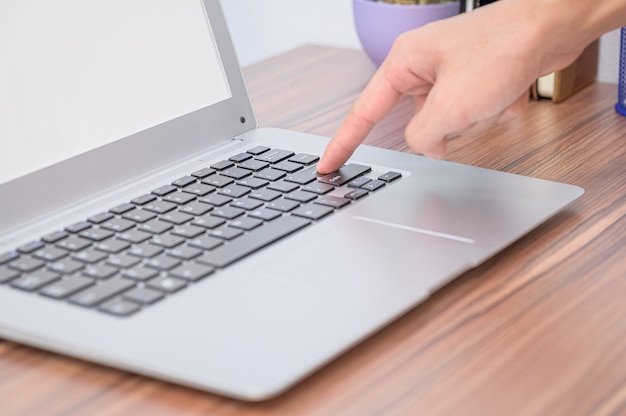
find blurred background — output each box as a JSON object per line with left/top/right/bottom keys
{"left": 221, "top": 0, "right": 620, "bottom": 83}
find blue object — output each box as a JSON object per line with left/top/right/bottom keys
{"left": 616, "top": 27, "right": 626, "bottom": 116}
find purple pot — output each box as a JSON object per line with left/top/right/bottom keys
{"left": 353, "top": 0, "right": 460, "bottom": 66}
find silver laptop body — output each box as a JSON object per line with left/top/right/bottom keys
{"left": 0, "top": 0, "right": 583, "bottom": 400}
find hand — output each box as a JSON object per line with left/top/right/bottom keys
{"left": 316, "top": 0, "right": 588, "bottom": 174}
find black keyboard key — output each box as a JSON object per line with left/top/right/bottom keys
{"left": 11, "top": 270, "right": 60, "bottom": 291}
{"left": 202, "top": 174, "right": 234, "bottom": 188}
{"left": 229, "top": 152, "right": 253, "bottom": 163}
{"left": 88, "top": 212, "right": 115, "bottom": 224}
{"left": 248, "top": 189, "right": 281, "bottom": 202}
{"left": 123, "top": 209, "right": 157, "bottom": 223}
{"left": 361, "top": 179, "right": 385, "bottom": 191}
{"left": 70, "top": 278, "right": 136, "bottom": 307}
{"left": 109, "top": 203, "right": 135, "bottom": 215}
{"left": 49, "top": 258, "right": 84, "bottom": 274}
{"left": 191, "top": 167, "right": 216, "bottom": 179}
{"left": 33, "top": 246, "right": 68, "bottom": 262}
{"left": 145, "top": 255, "right": 181, "bottom": 271}
{"left": 40, "top": 276, "right": 94, "bottom": 299}
{"left": 100, "top": 218, "right": 136, "bottom": 232}
{"left": 197, "top": 215, "right": 310, "bottom": 268}
{"left": 172, "top": 176, "right": 196, "bottom": 188}
{"left": 284, "top": 190, "right": 318, "bottom": 203}
{"left": 217, "top": 184, "right": 250, "bottom": 198}
{"left": 131, "top": 194, "right": 157, "bottom": 205}
{"left": 188, "top": 235, "right": 224, "bottom": 250}
{"left": 378, "top": 171, "right": 402, "bottom": 182}
{"left": 41, "top": 230, "right": 70, "bottom": 244}
{"left": 211, "top": 206, "right": 245, "bottom": 220}
{"left": 255, "top": 149, "right": 294, "bottom": 164}
{"left": 254, "top": 168, "right": 286, "bottom": 181}
{"left": 246, "top": 145, "right": 270, "bottom": 155}
{"left": 9, "top": 256, "right": 45, "bottom": 273}
{"left": 291, "top": 204, "right": 334, "bottom": 220}
{"left": 237, "top": 177, "right": 269, "bottom": 189}
{"left": 162, "top": 191, "right": 196, "bottom": 205}
{"left": 147, "top": 275, "right": 186, "bottom": 293}
{"left": 229, "top": 217, "right": 263, "bottom": 231}
{"left": 266, "top": 181, "right": 299, "bottom": 193}
{"left": 122, "top": 266, "right": 159, "bottom": 281}
{"left": 182, "top": 183, "right": 215, "bottom": 197}
{"left": 17, "top": 241, "right": 45, "bottom": 254}
{"left": 238, "top": 159, "right": 270, "bottom": 172}
{"left": 128, "top": 243, "right": 163, "bottom": 258}
{"left": 248, "top": 208, "right": 282, "bottom": 221}
{"left": 170, "top": 263, "right": 215, "bottom": 282}
{"left": 143, "top": 200, "right": 177, "bottom": 214}
{"left": 266, "top": 199, "right": 300, "bottom": 213}
{"left": 94, "top": 239, "right": 131, "bottom": 254}
{"left": 0, "top": 251, "right": 19, "bottom": 265}
{"left": 79, "top": 228, "right": 115, "bottom": 242}
{"left": 106, "top": 254, "right": 141, "bottom": 269}
{"left": 171, "top": 225, "right": 205, "bottom": 239}
{"left": 82, "top": 264, "right": 118, "bottom": 280}
{"left": 118, "top": 230, "right": 152, "bottom": 244}
{"left": 230, "top": 198, "right": 263, "bottom": 211}
{"left": 191, "top": 215, "right": 226, "bottom": 229}
{"left": 344, "top": 189, "right": 369, "bottom": 200}
{"left": 179, "top": 201, "right": 213, "bottom": 216}
{"left": 209, "top": 227, "right": 243, "bottom": 240}
{"left": 317, "top": 163, "right": 372, "bottom": 186}
{"left": 150, "top": 234, "right": 184, "bottom": 249}
{"left": 56, "top": 236, "right": 92, "bottom": 252}
{"left": 139, "top": 219, "right": 173, "bottom": 235}
{"left": 72, "top": 249, "right": 108, "bottom": 264}
{"left": 314, "top": 195, "right": 351, "bottom": 209}
{"left": 198, "top": 194, "right": 232, "bottom": 207}
{"left": 347, "top": 177, "right": 371, "bottom": 188}
{"left": 0, "top": 267, "right": 20, "bottom": 283}
{"left": 289, "top": 153, "right": 319, "bottom": 165}
{"left": 272, "top": 161, "right": 302, "bottom": 173}
{"left": 160, "top": 211, "right": 193, "bottom": 225}
{"left": 123, "top": 287, "right": 164, "bottom": 304}
{"left": 98, "top": 298, "right": 141, "bottom": 316}
{"left": 220, "top": 167, "right": 252, "bottom": 180}
{"left": 65, "top": 221, "right": 92, "bottom": 233}
{"left": 168, "top": 245, "right": 203, "bottom": 261}
{"left": 152, "top": 185, "right": 177, "bottom": 196}
{"left": 284, "top": 165, "right": 318, "bottom": 185}
{"left": 211, "top": 160, "right": 235, "bottom": 170}
{"left": 301, "top": 182, "right": 334, "bottom": 195}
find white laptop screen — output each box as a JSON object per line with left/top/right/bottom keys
{"left": 0, "top": 0, "right": 231, "bottom": 186}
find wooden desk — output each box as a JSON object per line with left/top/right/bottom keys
{"left": 1, "top": 45, "right": 625, "bottom": 415}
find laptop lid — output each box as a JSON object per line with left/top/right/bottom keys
{"left": 0, "top": 0, "right": 255, "bottom": 237}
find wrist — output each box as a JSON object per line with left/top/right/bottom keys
{"left": 509, "top": 0, "right": 625, "bottom": 74}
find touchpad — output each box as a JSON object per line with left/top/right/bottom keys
{"left": 258, "top": 215, "right": 477, "bottom": 300}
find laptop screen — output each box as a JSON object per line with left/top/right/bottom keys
{"left": 0, "top": 0, "right": 231, "bottom": 186}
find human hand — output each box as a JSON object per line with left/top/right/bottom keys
{"left": 316, "top": 0, "right": 587, "bottom": 174}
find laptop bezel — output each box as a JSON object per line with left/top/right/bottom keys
{"left": 0, "top": 0, "right": 256, "bottom": 235}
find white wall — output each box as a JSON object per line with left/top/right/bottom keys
{"left": 222, "top": 1, "right": 621, "bottom": 83}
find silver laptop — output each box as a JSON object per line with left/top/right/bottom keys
{"left": 0, "top": 0, "right": 583, "bottom": 401}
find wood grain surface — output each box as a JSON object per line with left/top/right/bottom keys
{"left": 1, "top": 45, "right": 625, "bottom": 416}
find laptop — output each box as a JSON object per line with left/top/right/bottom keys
{"left": 0, "top": 0, "right": 583, "bottom": 401}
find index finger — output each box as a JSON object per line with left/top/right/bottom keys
{"left": 317, "top": 70, "right": 403, "bottom": 174}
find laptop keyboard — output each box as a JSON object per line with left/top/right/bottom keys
{"left": 0, "top": 146, "right": 402, "bottom": 317}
